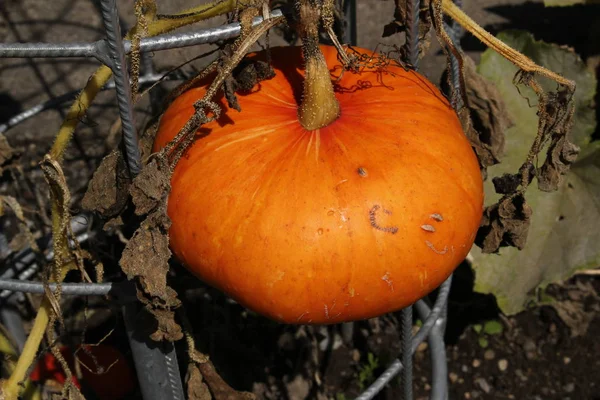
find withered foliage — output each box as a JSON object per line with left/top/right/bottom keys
{"left": 461, "top": 56, "right": 512, "bottom": 171}
{"left": 430, "top": 2, "right": 578, "bottom": 254}
{"left": 82, "top": 150, "right": 130, "bottom": 219}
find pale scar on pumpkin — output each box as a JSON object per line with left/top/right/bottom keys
{"left": 430, "top": 213, "right": 444, "bottom": 221}
{"left": 297, "top": 311, "right": 309, "bottom": 322}
{"left": 421, "top": 224, "right": 436, "bottom": 232}
{"left": 369, "top": 204, "right": 399, "bottom": 234}
{"left": 382, "top": 272, "right": 394, "bottom": 291}
{"left": 422, "top": 213, "right": 444, "bottom": 232}
{"left": 425, "top": 240, "right": 448, "bottom": 255}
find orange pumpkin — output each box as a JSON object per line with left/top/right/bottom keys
{"left": 153, "top": 46, "right": 483, "bottom": 324}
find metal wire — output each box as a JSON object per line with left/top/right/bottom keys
{"left": 0, "top": 10, "right": 284, "bottom": 60}
{"left": 0, "top": 278, "right": 121, "bottom": 295}
{"left": 0, "top": 72, "right": 180, "bottom": 134}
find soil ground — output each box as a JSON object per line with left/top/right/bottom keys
{"left": 1, "top": 0, "right": 599, "bottom": 399}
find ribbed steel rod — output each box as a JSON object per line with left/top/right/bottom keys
{"left": 405, "top": 0, "right": 421, "bottom": 67}
{"left": 401, "top": 307, "right": 413, "bottom": 399}
{"left": 123, "top": 303, "right": 185, "bottom": 400}
{"left": 415, "top": 301, "right": 449, "bottom": 400}
{"left": 0, "top": 10, "right": 284, "bottom": 60}
{"left": 100, "top": 0, "right": 141, "bottom": 177}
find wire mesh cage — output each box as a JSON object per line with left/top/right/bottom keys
{"left": 0, "top": 1, "right": 469, "bottom": 399}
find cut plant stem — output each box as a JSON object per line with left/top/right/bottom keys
{"left": 440, "top": 0, "right": 575, "bottom": 91}
{"left": 297, "top": 0, "right": 340, "bottom": 130}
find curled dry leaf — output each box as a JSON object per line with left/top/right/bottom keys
{"left": 119, "top": 205, "right": 182, "bottom": 341}
{"left": 469, "top": 30, "right": 598, "bottom": 315}
{"left": 538, "top": 134, "right": 580, "bottom": 192}
{"left": 120, "top": 209, "right": 172, "bottom": 298}
{"left": 130, "top": 158, "right": 171, "bottom": 216}
{"left": 476, "top": 194, "right": 532, "bottom": 253}
{"left": 224, "top": 58, "right": 275, "bottom": 111}
{"left": 551, "top": 299, "right": 596, "bottom": 338}
{"left": 462, "top": 56, "right": 512, "bottom": 169}
{"left": 146, "top": 307, "right": 183, "bottom": 342}
{"left": 186, "top": 364, "right": 212, "bottom": 400}
{"left": 81, "top": 150, "right": 130, "bottom": 218}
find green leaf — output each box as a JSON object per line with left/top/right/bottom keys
{"left": 471, "top": 30, "right": 598, "bottom": 315}
{"left": 478, "top": 337, "right": 489, "bottom": 348}
{"left": 544, "top": 0, "right": 600, "bottom": 6}
{"left": 483, "top": 320, "right": 504, "bottom": 335}
{"left": 473, "top": 324, "right": 483, "bottom": 334}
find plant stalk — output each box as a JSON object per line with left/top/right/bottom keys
{"left": 296, "top": 0, "right": 340, "bottom": 130}
{"left": 1, "top": 299, "right": 50, "bottom": 400}
{"left": 440, "top": 0, "right": 574, "bottom": 90}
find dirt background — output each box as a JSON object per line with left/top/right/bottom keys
{"left": 1, "top": 0, "right": 600, "bottom": 399}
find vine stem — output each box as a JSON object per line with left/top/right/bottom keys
{"left": 2, "top": 298, "right": 50, "bottom": 400}
{"left": 440, "top": 0, "right": 575, "bottom": 90}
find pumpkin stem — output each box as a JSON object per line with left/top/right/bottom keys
{"left": 296, "top": 0, "right": 340, "bottom": 130}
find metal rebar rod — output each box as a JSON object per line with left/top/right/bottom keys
{"left": 354, "top": 275, "right": 452, "bottom": 400}
{"left": 123, "top": 303, "right": 185, "bottom": 400}
{"left": 100, "top": 0, "right": 141, "bottom": 177}
{"left": 343, "top": 0, "right": 357, "bottom": 46}
{"left": 401, "top": 307, "right": 413, "bottom": 400}
{"left": 405, "top": 0, "right": 420, "bottom": 67}
{"left": 410, "top": 274, "right": 452, "bottom": 352}
{"left": 415, "top": 301, "right": 448, "bottom": 400}
{"left": 0, "top": 10, "right": 284, "bottom": 60}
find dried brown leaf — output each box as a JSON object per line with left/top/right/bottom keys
{"left": 538, "top": 135, "right": 580, "bottom": 192}
{"left": 120, "top": 209, "right": 171, "bottom": 299}
{"left": 120, "top": 207, "right": 182, "bottom": 341}
{"left": 463, "top": 56, "right": 512, "bottom": 168}
{"left": 81, "top": 150, "right": 130, "bottom": 218}
{"left": 148, "top": 307, "right": 183, "bottom": 342}
{"left": 476, "top": 194, "right": 533, "bottom": 253}
{"left": 130, "top": 158, "right": 170, "bottom": 216}
{"left": 551, "top": 299, "right": 596, "bottom": 337}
